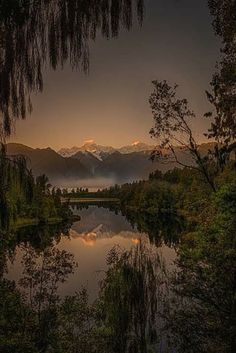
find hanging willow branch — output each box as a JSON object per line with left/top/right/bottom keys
{"left": 0, "top": 0, "right": 144, "bottom": 138}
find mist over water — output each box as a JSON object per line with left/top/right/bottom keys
{"left": 52, "top": 177, "right": 139, "bottom": 190}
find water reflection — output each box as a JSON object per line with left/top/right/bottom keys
{"left": 70, "top": 203, "right": 182, "bottom": 247}
{"left": 15, "top": 222, "right": 72, "bottom": 249}
{"left": 19, "top": 246, "right": 77, "bottom": 309}
{"left": 4, "top": 205, "right": 177, "bottom": 302}
{"left": 1, "top": 205, "right": 175, "bottom": 352}
{"left": 99, "top": 242, "right": 169, "bottom": 353}
{"left": 70, "top": 205, "right": 147, "bottom": 243}
{"left": 0, "top": 203, "right": 233, "bottom": 352}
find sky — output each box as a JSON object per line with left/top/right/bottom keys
{"left": 10, "top": 0, "right": 221, "bottom": 150}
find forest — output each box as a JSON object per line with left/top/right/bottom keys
{"left": 0, "top": 144, "right": 72, "bottom": 232}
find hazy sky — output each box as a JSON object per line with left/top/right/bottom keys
{"left": 10, "top": 0, "right": 221, "bottom": 150}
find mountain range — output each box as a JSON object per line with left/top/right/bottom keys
{"left": 6, "top": 141, "right": 213, "bottom": 187}
{"left": 58, "top": 140, "right": 154, "bottom": 158}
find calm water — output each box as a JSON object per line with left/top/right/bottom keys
{"left": 6, "top": 205, "right": 176, "bottom": 300}
{"left": 2, "top": 205, "right": 232, "bottom": 352}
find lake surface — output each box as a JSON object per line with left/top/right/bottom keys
{"left": 6, "top": 205, "right": 176, "bottom": 301}
{"left": 3, "top": 204, "right": 227, "bottom": 353}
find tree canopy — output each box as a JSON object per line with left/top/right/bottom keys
{"left": 149, "top": 0, "right": 235, "bottom": 188}
{"left": 206, "top": 0, "right": 236, "bottom": 157}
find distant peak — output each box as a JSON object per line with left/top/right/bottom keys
{"left": 132, "top": 141, "right": 141, "bottom": 146}
{"left": 83, "top": 139, "right": 95, "bottom": 145}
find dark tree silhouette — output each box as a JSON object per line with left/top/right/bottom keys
{"left": 0, "top": 143, "right": 34, "bottom": 229}
{"left": 100, "top": 243, "right": 165, "bottom": 353}
{"left": 149, "top": 80, "right": 217, "bottom": 192}
{"left": 0, "top": 0, "right": 144, "bottom": 138}
{"left": 149, "top": 0, "right": 235, "bottom": 190}
{"left": 205, "top": 0, "right": 236, "bottom": 167}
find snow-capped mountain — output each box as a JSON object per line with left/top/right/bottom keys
{"left": 7, "top": 141, "right": 213, "bottom": 187}
{"left": 58, "top": 140, "right": 116, "bottom": 159}
{"left": 118, "top": 141, "right": 154, "bottom": 154}
{"left": 71, "top": 150, "right": 102, "bottom": 175}
{"left": 58, "top": 140, "right": 155, "bottom": 159}
{"left": 58, "top": 146, "right": 81, "bottom": 158}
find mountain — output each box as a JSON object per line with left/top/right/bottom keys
{"left": 95, "top": 151, "right": 162, "bottom": 182}
{"left": 57, "top": 140, "right": 156, "bottom": 159}
{"left": 6, "top": 142, "right": 162, "bottom": 186}
{"left": 7, "top": 142, "right": 215, "bottom": 188}
{"left": 6, "top": 143, "right": 91, "bottom": 183}
{"left": 71, "top": 150, "right": 102, "bottom": 175}
{"left": 58, "top": 140, "right": 116, "bottom": 159}
{"left": 59, "top": 146, "right": 81, "bottom": 158}
{"left": 118, "top": 141, "right": 155, "bottom": 154}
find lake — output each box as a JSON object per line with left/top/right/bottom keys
{"left": 2, "top": 203, "right": 227, "bottom": 353}
{"left": 6, "top": 204, "right": 176, "bottom": 301}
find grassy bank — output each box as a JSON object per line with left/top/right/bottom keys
{"left": 14, "top": 215, "right": 80, "bottom": 229}
{"left": 14, "top": 217, "right": 65, "bottom": 229}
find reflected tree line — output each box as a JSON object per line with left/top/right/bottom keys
{"left": 0, "top": 220, "right": 168, "bottom": 353}
{"left": 71, "top": 201, "right": 183, "bottom": 247}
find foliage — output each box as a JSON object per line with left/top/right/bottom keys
{"left": 100, "top": 178, "right": 177, "bottom": 215}
{"left": 0, "top": 144, "right": 71, "bottom": 233}
{"left": 98, "top": 243, "right": 165, "bottom": 353}
{"left": 99, "top": 166, "right": 214, "bottom": 220}
{"left": 0, "top": 241, "right": 78, "bottom": 353}
{"left": 149, "top": 81, "right": 217, "bottom": 191}
{"left": 163, "top": 182, "right": 236, "bottom": 353}
{"left": 149, "top": 1, "right": 236, "bottom": 187}
{"left": 205, "top": 0, "right": 236, "bottom": 169}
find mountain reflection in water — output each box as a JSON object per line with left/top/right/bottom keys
{"left": 6, "top": 206, "right": 176, "bottom": 301}
{"left": 1, "top": 203, "right": 233, "bottom": 353}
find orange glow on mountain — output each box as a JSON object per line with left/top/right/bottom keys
{"left": 84, "top": 139, "right": 95, "bottom": 145}
{"left": 81, "top": 238, "right": 96, "bottom": 247}
{"left": 131, "top": 238, "right": 141, "bottom": 245}
{"left": 132, "top": 141, "right": 140, "bottom": 146}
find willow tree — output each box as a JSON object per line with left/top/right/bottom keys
{"left": 99, "top": 243, "right": 165, "bottom": 353}
{"left": 0, "top": 0, "right": 144, "bottom": 138}
{"left": 0, "top": 143, "right": 34, "bottom": 230}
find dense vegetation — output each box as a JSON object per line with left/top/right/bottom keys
{"left": 0, "top": 144, "right": 71, "bottom": 232}
{"left": 166, "top": 182, "right": 236, "bottom": 353}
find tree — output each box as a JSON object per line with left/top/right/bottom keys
{"left": 205, "top": 0, "right": 236, "bottom": 168}
{"left": 0, "top": 0, "right": 144, "bottom": 138}
{"left": 36, "top": 175, "right": 51, "bottom": 195}
{"left": 19, "top": 245, "right": 77, "bottom": 352}
{"left": 164, "top": 183, "right": 236, "bottom": 353}
{"left": 99, "top": 243, "right": 164, "bottom": 353}
{"left": 149, "top": 1, "right": 236, "bottom": 190}
{"left": 0, "top": 143, "right": 35, "bottom": 229}
{"left": 149, "top": 80, "right": 216, "bottom": 192}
